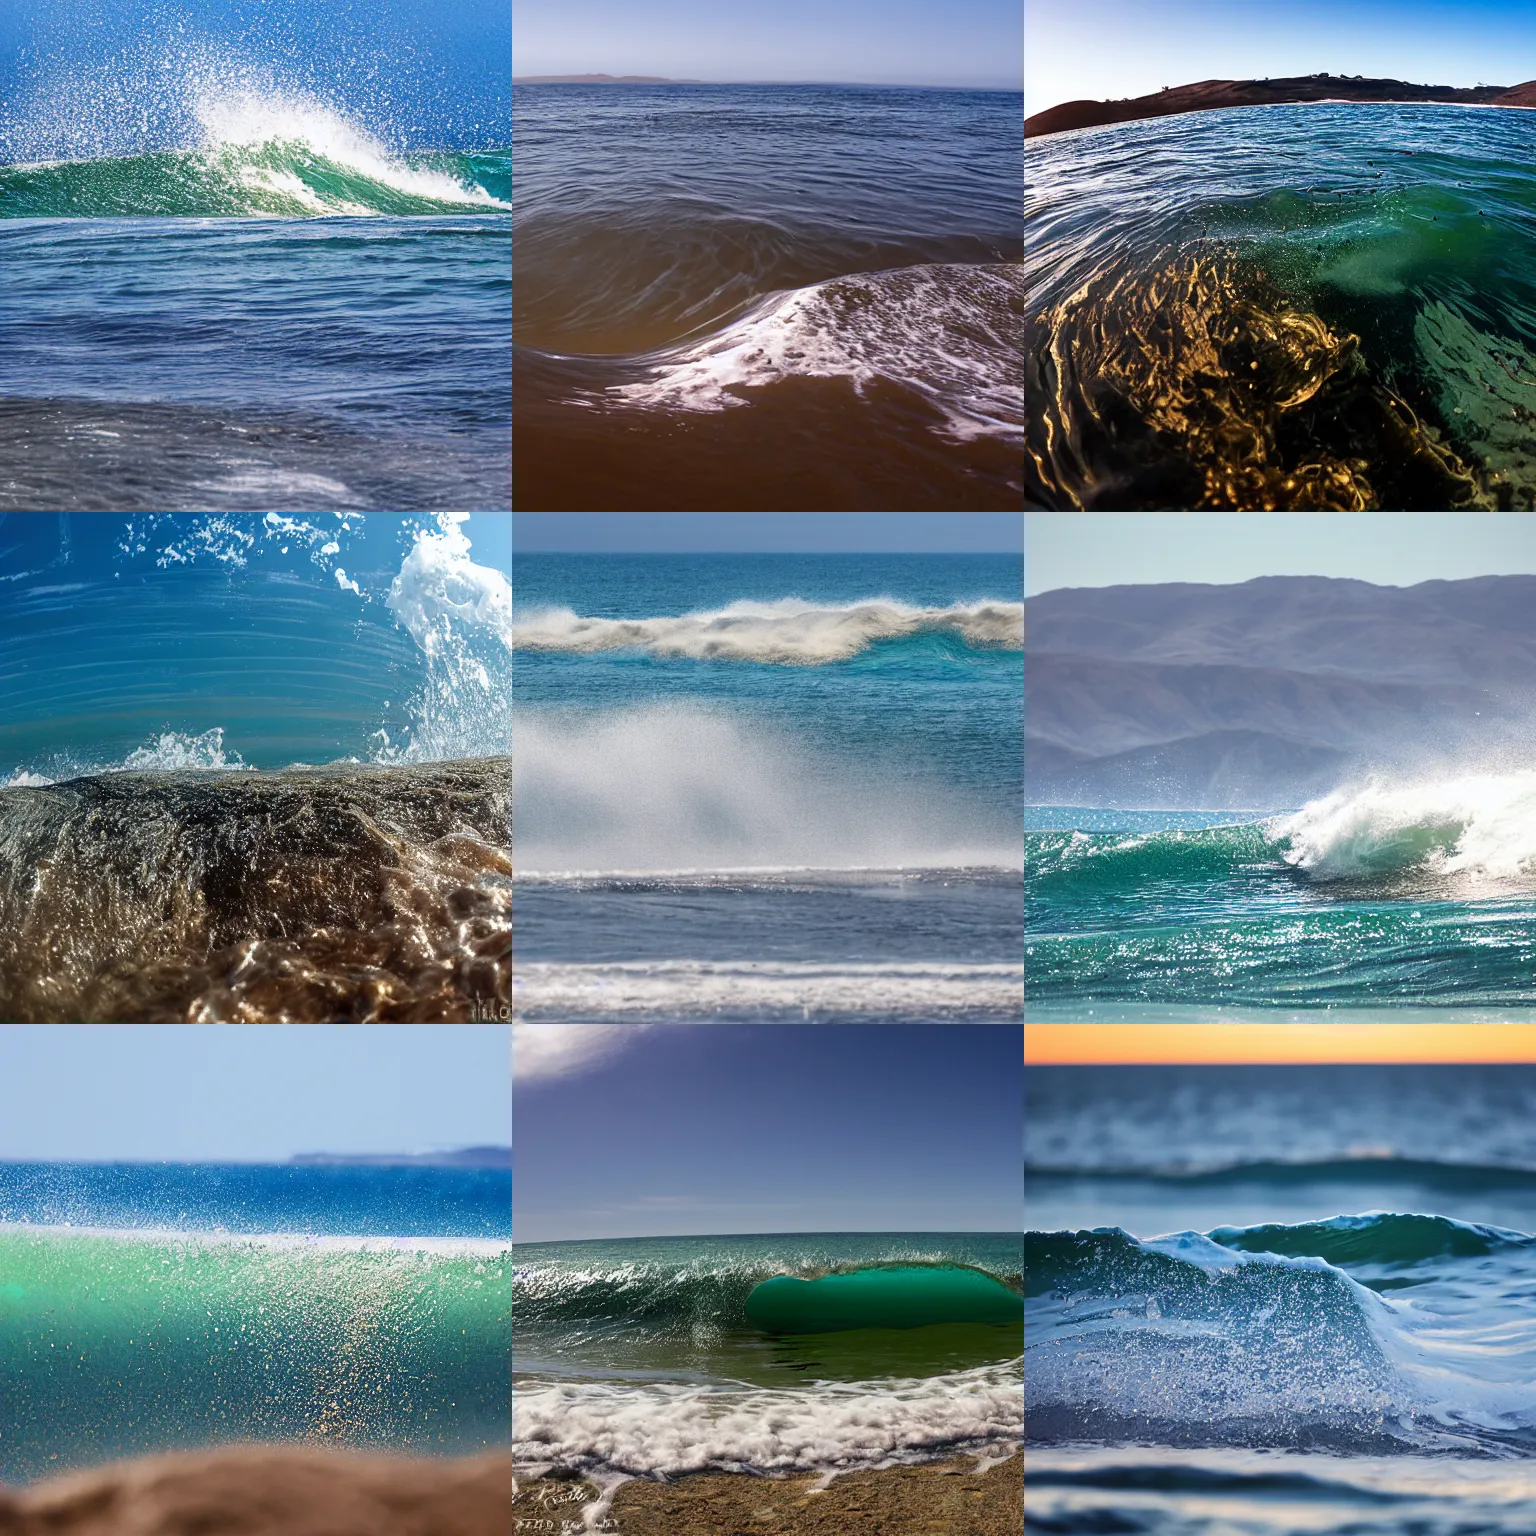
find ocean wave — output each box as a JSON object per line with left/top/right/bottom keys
{"left": 512, "top": 1360, "right": 1022, "bottom": 1479}
{"left": 0, "top": 1224, "right": 510, "bottom": 1480}
{"left": 0, "top": 141, "right": 509, "bottom": 218}
{"left": 1026, "top": 1221, "right": 1536, "bottom": 1454}
{"left": 1027, "top": 823, "right": 1280, "bottom": 887}
{"left": 517, "top": 1254, "right": 1022, "bottom": 1337}
{"left": 511, "top": 960, "right": 1023, "bottom": 1023}
{"left": 511, "top": 597, "right": 1022, "bottom": 664}
{"left": 588, "top": 263, "right": 1023, "bottom": 443}
{"left": 514, "top": 704, "right": 1020, "bottom": 874}
{"left": 1275, "top": 773, "right": 1536, "bottom": 886}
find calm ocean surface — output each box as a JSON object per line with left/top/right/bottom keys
{"left": 0, "top": 1159, "right": 511, "bottom": 1482}
{"left": 0, "top": 2, "right": 510, "bottom": 509}
{"left": 1027, "top": 103, "right": 1536, "bottom": 509}
{"left": 511, "top": 553, "right": 1023, "bottom": 1023}
{"left": 512, "top": 85, "right": 1023, "bottom": 509}
{"left": 1026, "top": 1065, "right": 1536, "bottom": 1536}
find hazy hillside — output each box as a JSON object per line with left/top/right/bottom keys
{"left": 1027, "top": 576, "right": 1536, "bottom": 807}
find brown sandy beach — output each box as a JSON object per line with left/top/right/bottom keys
{"left": 1026, "top": 73, "right": 1536, "bottom": 137}
{"left": 514, "top": 1452, "right": 1022, "bottom": 1535}
{"left": 0, "top": 1448, "right": 512, "bottom": 1536}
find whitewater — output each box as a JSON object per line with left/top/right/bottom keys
{"left": 512, "top": 552, "right": 1023, "bottom": 1024}
{"left": 1028, "top": 771, "right": 1536, "bottom": 1012}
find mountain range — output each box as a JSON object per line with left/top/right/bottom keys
{"left": 1027, "top": 575, "right": 1536, "bottom": 806}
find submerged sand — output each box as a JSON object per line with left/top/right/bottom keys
{"left": 514, "top": 1451, "right": 1022, "bottom": 1535}
{"left": 0, "top": 1447, "right": 511, "bottom": 1536}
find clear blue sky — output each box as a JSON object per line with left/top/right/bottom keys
{"left": 1026, "top": 0, "right": 1536, "bottom": 116}
{"left": 0, "top": 1026, "right": 510, "bottom": 1162}
{"left": 1026, "top": 513, "right": 1536, "bottom": 595}
{"left": 514, "top": 0, "right": 1022, "bottom": 88}
{"left": 513, "top": 1025, "right": 1023, "bottom": 1241}
{"left": 513, "top": 513, "right": 1024, "bottom": 552}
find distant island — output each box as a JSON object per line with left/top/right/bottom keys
{"left": 291, "top": 1146, "right": 511, "bottom": 1168}
{"left": 1026, "top": 72, "right": 1536, "bottom": 137}
{"left": 513, "top": 74, "right": 703, "bottom": 85}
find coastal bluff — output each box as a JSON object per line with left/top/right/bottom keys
{"left": 1026, "top": 73, "right": 1536, "bottom": 137}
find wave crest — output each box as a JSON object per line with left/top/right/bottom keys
{"left": 511, "top": 598, "right": 1023, "bottom": 664}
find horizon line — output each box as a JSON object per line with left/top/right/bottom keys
{"left": 513, "top": 76, "right": 1022, "bottom": 90}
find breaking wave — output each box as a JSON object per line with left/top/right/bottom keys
{"left": 588, "top": 263, "right": 1024, "bottom": 444}
{"left": 510, "top": 597, "right": 1023, "bottom": 664}
{"left": 1026, "top": 1218, "right": 1536, "bottom": 1454}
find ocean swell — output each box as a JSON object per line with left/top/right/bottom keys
{"left": 511, "top": 597, "right": 1023, "bottom": 664}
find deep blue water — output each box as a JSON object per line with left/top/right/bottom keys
{"left": 510, "top": 553, "right": 1023, "bottom": 1022}
{"left": 0, "top": 2, "right": 510, "bottom": 509}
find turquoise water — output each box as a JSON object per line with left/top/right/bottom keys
{"left": 513, "top": 1232, "right": 1022, "bottom": 1477}
{"left": 0, "top": 1160, "right": 510, "bottom": 1483}
{"left": 1026, "top": 807, "right": 1536, "bottom": 1010}
{"left": 1027, "top": 103, "right": 1536, "bottom": 509}
{"left": 511, "top": 553, "right": 1023, "bottom": 1022}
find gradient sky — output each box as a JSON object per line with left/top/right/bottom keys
{"left": 1026, "top": 513, "right": 1536, "bottom": 595}
{"left": 1026, "top": 0, "right": 1536, "bottom": 116}
{"left": 1026, "top": 1022, "right": 1536, "bottom": 1063}
{"left": 514, "top": 0, "right": 1022, "bottom": 88}
{"left": 514, "top": 1025, "right": 1023, "bottom": 1240}
{"left": 0, "top": 1026, "right": 510, "bottom": 1162}
{"left": 514, "top": 512, "right": 1024, "bottom": 552}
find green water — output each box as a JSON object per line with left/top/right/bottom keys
{"left": 0, "top": 1229, "right": 510, "bottom": 1483}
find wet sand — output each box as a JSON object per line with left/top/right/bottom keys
{"left": 0, "top": 1447, "right": 511, "bottom": 1536}
{"left": 514, "top": 1452, "right": 1021, "bottom": 1535}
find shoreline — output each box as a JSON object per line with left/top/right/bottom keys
{"left": 1025, "top": 73, "right": 1536, "bottom": 138}
{"left": 514, "top": 1452, "right": 1022, "bottom": 1535}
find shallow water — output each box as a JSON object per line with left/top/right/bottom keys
{"left": 1026, "top": 103, "right": 1536, "bottom": 508}
{"left": 0, "top": 513, "right": 510, "bottom": 1022}
{"left": 513, "top": 1232, "right": 1021, "bottom": 1477}
{"left": 512, "top": 84, "right": 1023, "bottom": 509}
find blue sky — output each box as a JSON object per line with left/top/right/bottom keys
{"left": 1026, "top": 0, "right": 1536, "bottom": 116}
{"left": 514, "top": 0, "right": 1022, "bottom": 89}
{"left": 0, "top": 1026, "right": 510, "bottom": 1162}
{"left": 464, "top": 512, "right": 509, "bottom": 571}
{"left": 512, "top": 513, "right": 1024, "bottom": 552}
{"left": 1026, "top": 513, "right": 1536, "bottom": 595}
{"left": 513, "top": 1025, "right": 1023, "bottom": 1241}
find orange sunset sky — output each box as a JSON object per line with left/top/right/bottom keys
{"left": 1026, "top": 1022, "right": 1536, "bottom": 1064}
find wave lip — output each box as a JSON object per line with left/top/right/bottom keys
{"left": 1274, "top": 772, "right": 1536, "bottom": 887}
{"left": 511, "top": 597, "right": 1023, "bottom": 665}
{"left": 511, "top": 960, "right": 1024, "bottom": 1023}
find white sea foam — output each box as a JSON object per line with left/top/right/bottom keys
{"left": 513, "top": 704, "right": 1020, "bottom": 873}
{"left": 513, "top": 1361, "right": 1022, "bottom": 1478}
{"left": 511, "top": 961, "right": 1024, "bottom": 1023}
{"left": 0, "top": 1222, "right": 509, "bottom": 1258}
{"left": 1, "top": 728, "right": 249, "bottom": 787}
{"left": 383, "top": 513, "right": 511, "bottom": 762}
{"left": 1274, "top": 771, "right": 1536, "bottom": 885}
{"left": 511, "top": 597, "right": 1023, "bottom": 665}
{"left": 600, "top": 264, "right": 1024, "bottom": 443}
